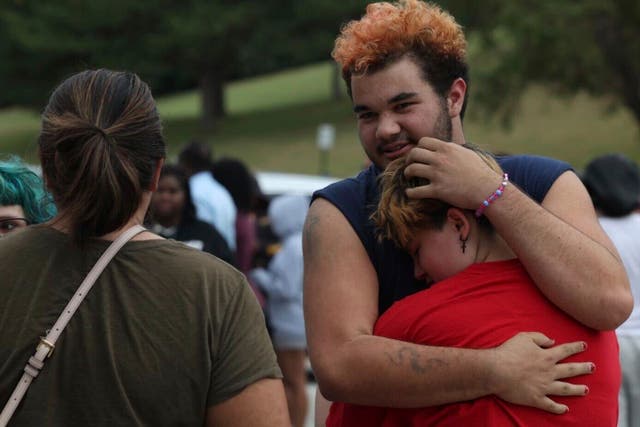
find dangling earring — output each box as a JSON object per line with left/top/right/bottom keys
{"left": 460, "top": 235, "right": 468, "bottom": 254}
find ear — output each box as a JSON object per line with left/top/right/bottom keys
{"left": 446, "top": 78, "right": 467, "bottom": 119}
{"left": 149, "top": 158, "right": 165, "bottom": 192}
{"left": 446, "top": 207, "right": 471, "bottom": 240}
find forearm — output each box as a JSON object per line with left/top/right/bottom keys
{"left": 486, "top": 184, "right": 631, "bottom": 330}
{"left": 314, "top": 334, "right": 493, "bottom": 407}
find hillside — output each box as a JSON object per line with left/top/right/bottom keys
{"left": 1, "top": 61, "right": 638, "bottom": 177}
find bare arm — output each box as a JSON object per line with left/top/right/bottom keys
{"left": 404, "top": 138, "right": 633, "bottom": 330}
{"left": 490, "top": 171, "right": 631, "bottom": 330}
{"left": 304, "top": 198, "right": 590, "bottom": 412}
{"left": 206, "top": 378, "right": 290, "bottom": 427}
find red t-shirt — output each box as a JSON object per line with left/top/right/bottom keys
{"left": 327, "top": 259, "right": 620, "bottom": 426}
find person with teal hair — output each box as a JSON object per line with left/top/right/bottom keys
{"left": 0, "top": 156, "right": 56, "bottom": 235}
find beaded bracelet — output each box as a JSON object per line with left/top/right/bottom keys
{"left": 475, "top": 173, "right": 509, "bottom": 217}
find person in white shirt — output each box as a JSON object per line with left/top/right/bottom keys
{"left": 178, "top": 141, "right": 237, "bottom": 251}
{"left": 582, "top": 153, "right": 640, "bottom": 427}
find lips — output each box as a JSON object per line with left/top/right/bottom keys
{"left": 382, "top": 142, "right": 413, "bottom": 159}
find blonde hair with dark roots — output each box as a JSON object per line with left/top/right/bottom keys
{"left": 373, "top": 144, "right": 502, "bottom": 249}
{"left": 332, "top": 0, "right": 469, "bottom": 116}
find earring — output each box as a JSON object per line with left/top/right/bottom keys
{"left": 460, "top": 235, "right": 468, "bottom": 254}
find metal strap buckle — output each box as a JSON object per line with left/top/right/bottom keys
{"left": 38, "top": 337, "right": 55, "bottom": 358}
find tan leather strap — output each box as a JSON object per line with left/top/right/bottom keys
{"left": 0, "top": 225, "right": 146, "bottom": 426}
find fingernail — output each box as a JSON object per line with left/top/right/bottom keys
{"left": 590, "top": 363, "right": 596, "bottom": 372}
{"left": 584, "top": 386, "right": 589, "bottom": 395}
{"left": 582, "top": 342, "right": 588, "bottom": 350}
{"left": 565, "top": 407, "right": 570, "bottom": 414}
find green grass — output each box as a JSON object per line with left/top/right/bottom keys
{"left": 157, "top": 62, "right": 338, "bottom": 119}
{"left": 1, "top": 61, "right": 639, "bottom": 177}
{"left": 0, "top": 107, "right": 42, "bottom": 160}
{"left": 465, "top": 90, "right": 640, "bottom": 169}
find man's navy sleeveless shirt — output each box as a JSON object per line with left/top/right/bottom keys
{"left": 312, "top": 155, "right": 572, "bottom": 315}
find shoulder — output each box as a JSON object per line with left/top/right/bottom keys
{"left": 313, "top": 165, "right": 378, "bottom": 205}
{"left": 497, "top": 155, "right": 573, "bottom": 187}
{"left": 0, "top": 226, "right": 43, "bottom": 258}
{"left": 158, "top": 239, "right": 238, "bottom": 273}
{"left": 311, "top": 165, "right": 379, "bottom": 246}
{"left": 497, "top": 154, "right": 571, "bottom": 174}
{"left": 109, "top": 237, "right": 243, "bottom": 303}
{"left": 497, "top": 154, "right": 573, "bottom": 203}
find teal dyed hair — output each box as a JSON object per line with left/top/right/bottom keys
{"left": 0, "top": 156, "right": 56, "bottom": 224}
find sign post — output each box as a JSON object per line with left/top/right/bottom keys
{"left": 316, "top": 123, "right": 335, "bottom": 176}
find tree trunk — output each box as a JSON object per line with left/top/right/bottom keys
{"left": 200, "top": 67, "right": 226, "bottom": 131}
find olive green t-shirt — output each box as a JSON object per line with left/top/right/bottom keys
{"left": 0, "top": 226, "right": 281, "bottom": 426}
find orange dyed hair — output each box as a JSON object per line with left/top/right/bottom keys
{"left": 333, "top": 0, "right": 470, "bottom": 116}
{"left": 373, "top": 144, "right": 500, "bottom": 249}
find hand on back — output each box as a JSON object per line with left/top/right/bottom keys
{"left": 488, "top": 332, "right": 592, "bottom": 414}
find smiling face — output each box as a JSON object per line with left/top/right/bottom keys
{"left": 350, "top": 56, "right": 452, "bottom": 170}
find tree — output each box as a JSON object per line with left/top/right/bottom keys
{"left": 0, "top": 0, "right": 260, "bottom": 129}
{"left": 236, "top": 0, "right": 369, "bottom": 100}
{"left": 444, "top": 0, "right": 640, "bottom": 130}
{"left": 0, "top": 0, "right": 368, "bottom": 129}
{"left": 156, "top": 1, "right": 264, "bottom": 130}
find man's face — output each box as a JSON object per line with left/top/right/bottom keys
{"left": 350, "top": 56, "right": 452, "bottom": 170}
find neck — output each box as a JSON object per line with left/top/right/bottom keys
{"left": 451, "top": 117, "right": 465, "bottom": 145}
{"left": 50, "top": 192, "right": 161, "bottom": 241}
{"left": 473, "top": 229, "right": 515, "bottom": 264}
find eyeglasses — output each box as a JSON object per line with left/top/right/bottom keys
{"left": 0, "top": 217, "right": 29, "bottom": 235}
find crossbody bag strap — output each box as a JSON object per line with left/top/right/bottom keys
{"left": 0, "top": 225, "right": 146, "bottom": 427}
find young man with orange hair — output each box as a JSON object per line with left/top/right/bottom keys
{"left": 303, "top": 0, "right": 631, "bottom": 422}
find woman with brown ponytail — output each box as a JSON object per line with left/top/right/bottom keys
{"left": 0, "top": 69, "right": 288, "bottom": 426}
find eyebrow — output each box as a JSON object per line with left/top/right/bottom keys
{"left": 353, "top": 92, "right": 419, "bottom": 113}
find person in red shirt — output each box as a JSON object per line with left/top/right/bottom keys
{"left": 327, "top": 147, "right": 620, "bottom": 426}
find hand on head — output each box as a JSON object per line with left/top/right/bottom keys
{"left": 403, "top": 137, "right": 504, "bottom": 209}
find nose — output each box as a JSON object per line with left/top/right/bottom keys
{"left": 375, "top": 112, "right": 401, "bottom": 141}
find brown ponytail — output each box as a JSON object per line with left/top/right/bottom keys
{"left": 38, "top": 69, "right": 166, "bottom": 244}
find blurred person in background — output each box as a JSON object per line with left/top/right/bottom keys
{"left": 0, "top": 69, "right": 288, "bottom": 426}
{"left": 582, "top": 153, "right": 640, "bottom": 427}
{"left": 211, "top": 158, "right": 260, "bottom": 272}
{"left": 251, "top": 195, "right": 309, "bottom": 427}
{"left": 212, "top": 157, "right": 266, "bottom": 306}
{"left": 0, "top": 156, "right": 56, "bottom": 235}
{"left": 178, "top": 140, "right": 237, "bottom": 252}
{"left": 148, "top": 163, "right": 234, "bottom": 264}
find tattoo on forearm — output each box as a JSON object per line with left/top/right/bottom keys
{"left": 303, "top": 214, "right": 320, "bottom": 257}
{"left": 385, "top": 347, "right": 448, "bottom": 374}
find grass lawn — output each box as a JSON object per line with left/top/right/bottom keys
{"left": 1, "top": 61, "right": 639, "bottom": 177}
